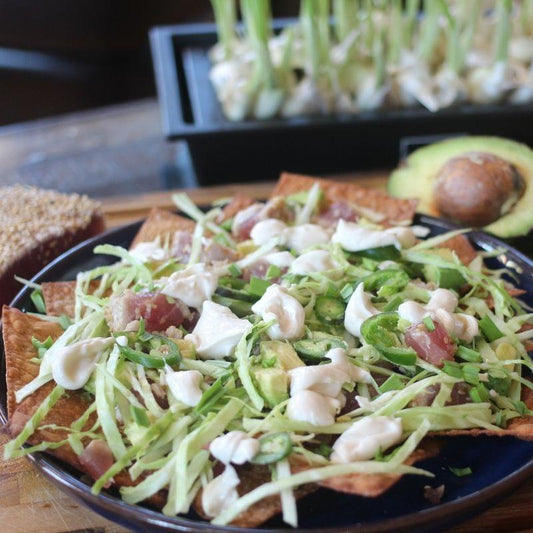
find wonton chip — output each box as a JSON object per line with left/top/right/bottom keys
{"left": 2, "top": 307, "right": 95, "bottom": 470}
{"left": 290, "top": 440, "right": 441, "bottom": 498}
{"left": 131, "top": 208, "right": 195, "bottom": 249}
{"left": 217, "top": 194, "right": 256, "bottom": 223}
{"left": 437, "top": 234, "right": 477, "bottom": 266}
{"left": 193, "top": 463, "right": 316, "bottom": 528}
{"left": 42, "top": 280, "right": 105, "bottom": 318}
{"left": 271, "top": 172, "right": 418, "bottom": 225}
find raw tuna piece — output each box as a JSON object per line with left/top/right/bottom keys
{"left": 405, "top": 321, "right": 456, "bottom": 367}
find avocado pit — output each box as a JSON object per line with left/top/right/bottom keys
{"left": 433, "top": 152, "right": 525, "bottom": 226}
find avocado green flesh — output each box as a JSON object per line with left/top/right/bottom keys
{"left": 387, "top": 136, "right": 533, "bottom": 238}
{"left": 252, "top": 367, "right": 289, "bottom": 407}
{"left": 259, "top": 340, "right": 304, "bottom": 370}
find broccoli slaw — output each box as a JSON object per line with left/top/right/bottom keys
{"left": 5, "top": 184, "right": 533, "bottom": 527}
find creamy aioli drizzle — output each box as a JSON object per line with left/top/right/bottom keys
{"left": 51, "top": 337, "right": 115, "bottom": 390}
{"left": 201, "top": 465, "right": 240, "bottom": 518}
{"left": 209, "top": 431, "right": 259, "bottom": 465}
{"left": 251, "top": 285, "right": 305, "bottom": 340}
{"left": 398, "top": 288, "right": 479, "bottom": 342}
{"left": 129, "top": 240, "right": 167, "bottom": 262}
{"left": 331, "top": 416, "right": 403, "bottom": 463}
{"left": 332, "top": 220, "right": 424, "bottom": 252}
{"left": 161, "top": 263, "right": 218, "bottom": 309}
{"left": 186, "top": 301, "right": 252, "bottom": 359}
{"left": 344, "top": 283, "right": 379, "bottom": 338}
{"left": 290, "top": 249, "right": 338, "bottom": 275}
{"left": 166, "top": 370, "right": 203, "bottom": 407}
{"left": 286, "top": 348, "right": 370, "bottom": 426}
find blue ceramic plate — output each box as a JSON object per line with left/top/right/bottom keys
{"left": 2, "top": 215, "right": 533, "bottom": 533}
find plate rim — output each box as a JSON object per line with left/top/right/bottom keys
{"left": 2, "top": 215, "right": 533, "bottom": 532}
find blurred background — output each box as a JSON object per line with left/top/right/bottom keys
{"left": 0, "top": 0, "right": 303, "bottom": 196}
{"left": 0, "top": 0, "right": 297, "bottom": 125}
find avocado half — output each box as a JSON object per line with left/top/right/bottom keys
{"left": 387, "top": 136, "right": 533, "bottom": 238}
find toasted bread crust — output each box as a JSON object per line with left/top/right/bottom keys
{"left": 0, "top": 186, "right": 105, "bottom": 306}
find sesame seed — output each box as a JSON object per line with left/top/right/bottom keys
{"left": 0, "top": 186, "right": 103, "bottom": 275}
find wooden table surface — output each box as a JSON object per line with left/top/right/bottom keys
{"left": 1, "top": 101, "right": 533, "bottom": 532}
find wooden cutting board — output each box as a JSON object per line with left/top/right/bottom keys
{"left": 2, "top": 174, "right": 533, "bottom": 533}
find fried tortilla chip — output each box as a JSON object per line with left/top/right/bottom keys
{"left": 42, "top": 281, "right": 78, "bottom": 317}
{"left": 42, "top": 280, "right": 106, "bottom": 318}
{"left": 3, "top": 306, "right": 64, "bottom": 418}
{"left": 433, "top": 388, "right": 533, "bottom": 440}
{"left": 437, "top": 234, "right": 477, "bottom": 265}
{"left": 193, "top": 464, "right": 316, "bottom": 528}
{"left": 217, "top": 194, "right": 256, "bottom": 223}
{"left": 2, "top": 307, "right": 143, "bottom": 489}
{"left": 2, "top": 307, "right": 96, "bottom": 470}
{"left": 271, "top": 172, "right": 418, "bottom": 225}
{"left": 131, "top": 208, "right": 195, "bottom": 249}
{"left": 290, "top": 440, "right": 441, "bottom": 498}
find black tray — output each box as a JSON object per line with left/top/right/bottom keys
{"left": 150, "top": 21, "right": 533, "bottom": 185}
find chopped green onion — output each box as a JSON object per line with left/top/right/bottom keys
{"left": 31, "top": 336, "right": 54, "bottom": 358}
{"left": 220, "top": 218, "right": 234, "bottom": 231}
{"left": 479, "top": 315, "right": 504, "bottom": 342}
{"left": 462, "top": 364, "right": 480, "bottom": 386}
{"left": 194, "top": 373, "right": 232, "bottom": 415}
{"left": 228, "top": 263, "right": 243, "bottom": 277}
{"left": 266, "top": 264, "right": 281, "bottom": 279}
{"left": 340, "top": 283, "right": 355, "bottom": 302}
{"left": 512, "top": 400, "right": 531, "bottom": 416}
{"left": 30, "top": 289, "right": 46, "bottom": 314}
{"left": 495, "top": 410, "right": 507, "bottom": 428}
{"left": 118, "top": 336, "right": 181, "bottom": 369}
{"left": 249, "top": 276, "right": 270, "bottom": 297}
{"left": 449, "top": 466, "right": 472, "bottom": 477}
{"left": 456, "top": 346, "right": 482, "bottom": 363}
{"left": 383, "top": 295, "right": 403, "bottom": 312}
{"left": 442, "top": 360, "right": 463, "bottom": 379}
{"left": 469, "top": 383, "right": 489, "bottom": 403}
{"left": 423, "top": 316, "right": 435, "bottom": 332}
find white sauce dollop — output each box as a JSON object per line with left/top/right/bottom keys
{"left": 344, "top": 283, "right": 379, "bottom": 338}
{"left": 289, "top": 348, "right": 370, "bottom": 398}
{"left": 250, "top": 218, "right": 287, "bottom": 246}
{"left": 332, "top": 220, "right": 400, "bottom": 252}
{"left": 201, "top": 465, "right": 240, "bottom": 518}
{"left": 332, "top": 220, "right": 423, "bottom": 252}
{"left": 286, "top": 390, "right": 341, "bottom": 426}
{"left": 290, "top": 250, "right": 337, "bottom": 275}
{"left": 166, "top": 370, "right": 203, "bottom": 407}
{"left": 186, "top": 301, "right": 252, "bottom": 359}
{"left": 284, "top": 224, "right": 331, "bottom": 253}
{"left": 129, "top": 240, "right": 167, "bottom": 262}
{"left": 265, "top": 251, "right": 295, "bottom": 269}
{"left": 331, "top": 416, "right": 403, "bottom": 463}
{"left": 397, "top": 288, "right": 479, "bottom": 342}
{"left": 209, "top": 431, "right": 259, "bottom": 465}
{"left": 251, "top": 285, "right": 305, "bottom": 340}
{"left": 51, "top": 337, "right": 115, "bottom": 390}
{"left": 162, "top": 264, "right": 218, "bottom": 310}
{"left": 286, "top": 348, "right": 370, "bottom": 427}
